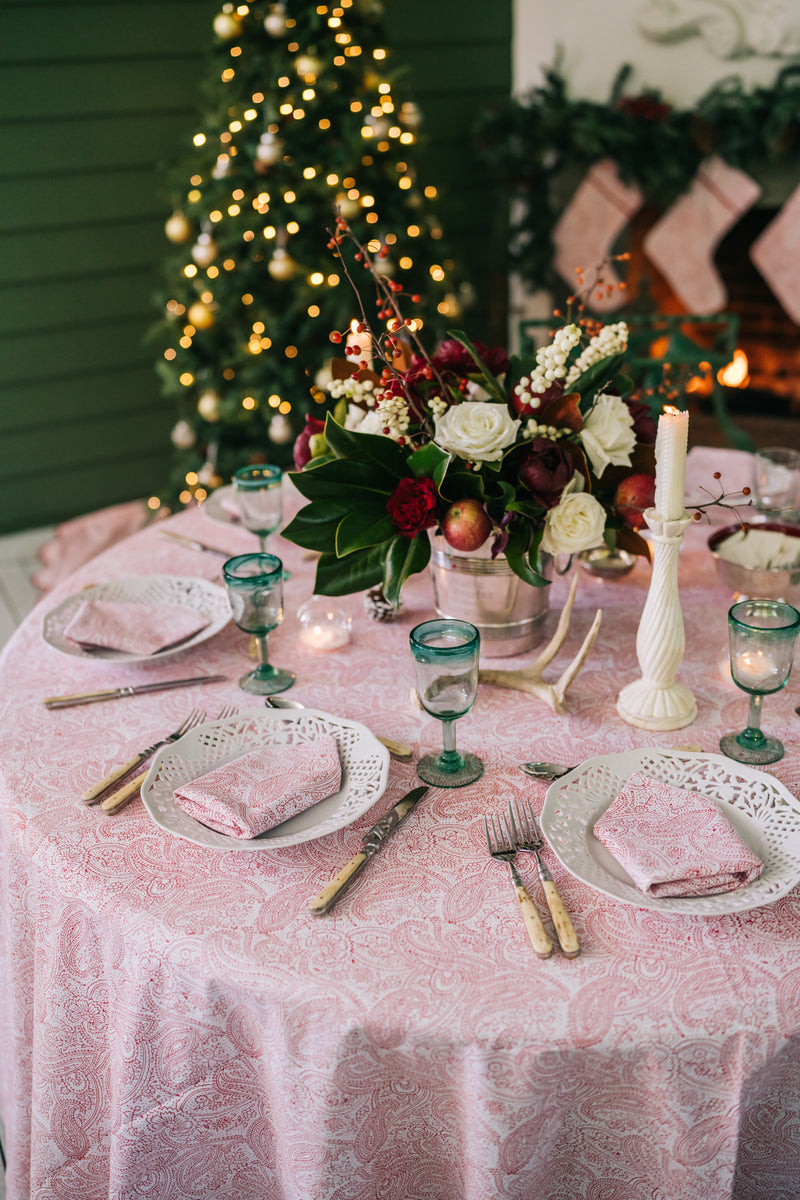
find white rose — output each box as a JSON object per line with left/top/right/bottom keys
{"left": 580, "top": 393, "right": 636, "bottom": 478}
{"left": 541, "top": 487, "right": 606, "bottom": 556}
{"left": 352, "top": 409, "right": 386, "bottom": 436}
{"left": 434, "top": 401, "right": 520, "bottom": 463}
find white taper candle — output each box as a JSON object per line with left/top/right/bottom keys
{"left": 653, "top": 406, "right": 689, "bottom": 521}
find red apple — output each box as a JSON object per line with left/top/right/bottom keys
{"left": 614, "top": 473, "right": 656, "bottom": 529}
{"left": 442, "top": 499, "right": 492, "bottom": 552}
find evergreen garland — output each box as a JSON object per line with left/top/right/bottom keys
{"left": 476, "top": 63, "right": 800, "bottom": 299}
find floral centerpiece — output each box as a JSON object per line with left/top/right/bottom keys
{"left": 283, "top": 226, "right": 658, "bottom": 608}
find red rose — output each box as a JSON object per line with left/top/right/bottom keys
{"left": 518, "top": 438, "right": 574, "bottom": 508}
{"left": 293, "top": 414, "right": 326, "bottom": 470}
{"left": 387, "top": 476, "right": 439, "bottom": 538}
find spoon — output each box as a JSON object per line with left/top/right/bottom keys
{"left": 265, "top": 696, "right": 414, "bottom": 762}
{"left": 518, "top": 761, "right": 577, "bottom": 781}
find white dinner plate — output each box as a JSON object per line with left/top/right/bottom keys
{"left": 42, "top": 575, "right": 231, "bottom": 665}
{"left": 201, "top": 485, "right": 239, "bottom": 526}
{"left": 540, "top": 748, "right": 800, "bottom": 914}
{"left": 140, "top": 708, "right": 391, "bottom": 851}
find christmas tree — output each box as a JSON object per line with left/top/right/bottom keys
{"left": 154, "top": 0, "right": 464, "bottom": 508}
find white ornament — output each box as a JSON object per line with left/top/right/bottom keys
{"left": 212, "top": 155, "right": 231, "bottom": 179}
{"left": 373, "top": 254, "right": 394, "bottom": 276}
{"left": 295, "top": 53, "right": 322, "bottom": 77}
{"left": 399, "top": 101, "right": 422, "bottom": 131}
{"left": 213, "top": 11, "right": 242, "bottom": 39}
{"left": 197, "top": 462, "right": 218, "bottom": 486}
{"left": 197, "top": 390, "right": 221, "bottom": 421}
{"left": 335, "top": 193, "right": 360, "bottom": 220}
{"left": 191, "top": 232, "right": 217, "bottom": 268}
{"left": 264, "top": 4, "right": 287, "bottom": 36}
{"left": 256, "top": 132, "right": 284, "bottom": 166}
{"left": 365, "top": 114, "right": 390, "bottom": 138}
{"left": 171, "top": 419, "right": 196, "bottom": 449}
{"left": 268, "top": 413, "right": 293, "bottom": 444}
{"left": 268, "top": 247, "right": 297, "bottom": 280}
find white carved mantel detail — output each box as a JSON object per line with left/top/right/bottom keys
{"left": 636, "top": 1, "right": 800, "bottom": 59}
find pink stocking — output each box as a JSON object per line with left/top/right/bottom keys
{"left": 552, "top": 159, "right": 643, "bottom": 312}
{"left": 750, "top": 181, "right": 800, "bottom": 324}
{"left": 643, "top": 156, "right": 761, "bottom": 313}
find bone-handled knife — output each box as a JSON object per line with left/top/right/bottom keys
{"left": 308, "top": 785, "right": 429, "bottom": 915}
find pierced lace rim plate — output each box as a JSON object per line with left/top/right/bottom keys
{"left": 540, "top": 749, "right": 800, "bottom": 915}
{"left": 140, "top": 708, "right": 391, "bottom": 851}
{"left": 42, "top": 575, "right": 231, "bottom": 665}
{"left": 201, "top": 485, "right": 239, "bottom": 527}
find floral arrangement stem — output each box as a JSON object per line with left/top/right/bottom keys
{"left": 616, "top": 508, "right": 697, "bottom": 731}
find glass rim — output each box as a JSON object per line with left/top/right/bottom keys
{"left": 409, "top": 618, "right": 480, "bottom": 653}
{"left": 223, "top": 552, "right": 283, "bottom": 583}
{"left": 729, "top": 598, "right": 800, "bottom": 632}
{"left": 233, "top": 464, "right": 282, "bottom": 487}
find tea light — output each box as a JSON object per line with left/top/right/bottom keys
{"left": 297, "top": 596, "right": 352, "bottom": 651}
{"left": 733, "top": 648, "right": 782, "bottom": 689}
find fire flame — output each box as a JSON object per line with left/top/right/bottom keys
{"left": 717, "top": 349, "right": 749, "bottom": 388}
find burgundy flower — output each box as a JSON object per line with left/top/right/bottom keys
{"left": 616, "top": 95, "right": 672, "bottom": 122}
{"left": 517, "top": 438, "right": 574, "bottom": 509}
{"left": 386, "top": 476, "right": 439, "bottom": 538}
{"left": 511, "top": 379, "right": 564, "bottom": 419}
{"left": 293, "top": 414, "right": 326, "bottom": 470}
{"left": 432, "top": 338, "right": 509, "bottom": 378}
{"left": 624, "top": 398, "right": 657, "bottom": 445}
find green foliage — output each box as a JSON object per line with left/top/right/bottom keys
{"left": 476, "top": 62, "right": 800, "bottom": 301}
{"left": 152, "top": 0, "right": 464, "bottom": 506}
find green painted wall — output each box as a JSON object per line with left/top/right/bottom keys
{"left": 0, "top": 0, "right": 510, "bottom": 533}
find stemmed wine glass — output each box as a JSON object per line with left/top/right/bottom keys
{"left": 752, "top": 447, "right": 800, "bottom": 520}
{"left": 410, "top": 618, "right": 483, "bottom": 787}
{"left": 720, "top": 598, "right": 800, "bottom": 764}
{"left": 233, "top": 464, "right": 283, "bottom": 554}
{"left": 223, "top": 552, "right": 295, "bottom": 694}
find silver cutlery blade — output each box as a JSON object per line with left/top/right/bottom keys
{"left": 43, "top": 674, "right": 226, "bottom": 709}
{"left": 308, "top": 785, "right": 429, "bottom": 915}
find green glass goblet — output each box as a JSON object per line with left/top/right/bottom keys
{"left": 223, "top": 552, "right": 295, "bottom": 695}
{"left": 410, "top": 618, "right": 483, "bottom": 788}
{"left": 233, "top": 464, "right": 283, "bottom": 555}
{"left": 720, "top": 598, "right": 800, "bottom": 765}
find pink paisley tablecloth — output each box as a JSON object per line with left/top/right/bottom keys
{"left": 2, "top": 472, "right": 800, "bottom": 1200}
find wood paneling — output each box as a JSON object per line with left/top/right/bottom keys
{"left": 0, "top": 0, "right": 511, "bottom": 533}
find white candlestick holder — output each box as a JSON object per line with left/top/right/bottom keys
{"left": 616, "top": 508, "right": 697, "bottom": 731}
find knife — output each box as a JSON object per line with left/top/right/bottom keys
{"left": 43, "top": 674, "right": 227, "bottom": 709}
{"left": 308, "top": 785, "right": 429, "bottom": 915}
{"left": 159, "top": 530, "right": 230, "bottom": 557}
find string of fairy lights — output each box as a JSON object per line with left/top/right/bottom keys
{"left": 157, "top": 0, "right": 457, "bottom": 510}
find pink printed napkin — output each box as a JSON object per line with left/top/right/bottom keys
{"left": 593, "top": 771, "right": 763, "bottom": 898}
{"left": 173, "top": 735, "right": 342, "bottom": 838}
{"left": 64, "top": 599, "right": 209, "bottom": 655}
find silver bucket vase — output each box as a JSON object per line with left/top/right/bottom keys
{"left": 429, "top": 536, "right": 551, "bottom": 657}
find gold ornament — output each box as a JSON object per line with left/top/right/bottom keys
{"left": 268, "top": 247, "right": 297, "bottom": 280}
{"left": 165, "top": 212, "right": 192, "bottom": 243}
{"left": 268, "top": 413, "right": 293, "bottom": 444}
{"left": 197, "top": 461, "right": 222, "bottom": 487}
{"left": 399, "top": 102, "right": 422, "bottom": 131}
{"left": 170, "top": 419, "right": 196, "bottom": 449}
{"left": 264, "top": 4, "right": 287, "bottom": 36}
{"left": 213, "top": 11, "right": 242, "bottom": 38}
{"left": 295, "top": 53, "right": 322, "bottom": 78}
{"left": 335, "top": 193, "right": 360, "bottom": 220}
{"left": 188, "top": 301, "right": 215, "bottom": 329}
{"left": 256, "top": 132, "right": 284, "bottom": 166}
{"left": 191, "top": 232, "right": 218, "bottom": 268}
{"left": 197, "top": 390, "right": 221, "bottom": 421}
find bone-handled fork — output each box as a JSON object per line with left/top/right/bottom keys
{"left": 81, "top": 708, "right": 207, "bottom": 806}
{"left": 508, "top": 798, "right": 580, "bottom": 958}
{"left": 99, "top": 704, "right": 240, "bottom": 815}
{"left": 484, "top": 812, "right": 553, "bottom": 958}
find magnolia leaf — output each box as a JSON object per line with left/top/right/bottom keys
{"left": 323, "top": 414, "right": 408, "bottom": 478}
{"left": 446, "top": 329, "right": 506, "bottom": 403}
{"left": 335, "top": 507, "right": 395, "bottom": 555}
{"left": 288, "top": 458, "right": 393, "bottom": 502}
{"left": 408, "top": 441, "right": 450, "bottom": 488}
{"left": 539, "top": 390, "right": 583, "bottom": 432}
{"left": 615, "top": 523, "right": 651, "bottom": 558}
{"left": 569, "top": 352, "right": 626, "bottom": 401}
{"left": 440, "top": 465, "right": 487, "bottom": 504}
{"left": 383, "top": 533, "right": 431, "bottom": 607}
{"left": 504, "top": 522, "right": 550, "bottom": 587}
{"left": 314, "top": 546, "right": 385, "bottom": 596}
{"left": 282, "top": 501, "right": 351, "bottom": 553}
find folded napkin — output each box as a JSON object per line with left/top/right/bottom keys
{"left": 593, "top": 771, "right": 763, "bottom": 898}
{"left": 716, "top": 528, "right": 800, "bottom": 570}
{"left": 220, "top": 492, "right": 241, "bottom": 520}
{"left": 173, "top": 735, "right": 342, "bottom": 838}
{"left": 64, "top": 599, "right": 209, "bottom": 655}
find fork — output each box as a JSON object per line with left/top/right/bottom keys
{"left": 98, "top": 705, "right": 239, "bottom": 814}
{"left": 81, "top": 708, "right": 206, "bottom": 806}
{"left": 484, "top": 812, "right": 553, "bottom": 958}
{"left": 508, "top": 799, "right": 580, "bottom": 958}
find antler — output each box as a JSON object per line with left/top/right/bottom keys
{"left": 478, "top": 573, "right": 602, "bottom": 714}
